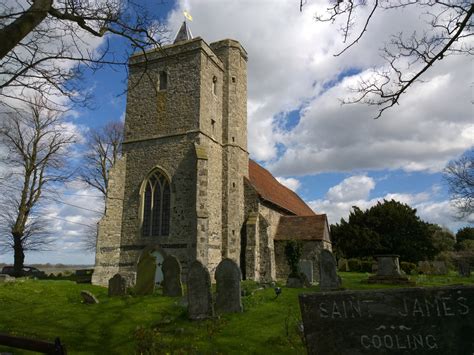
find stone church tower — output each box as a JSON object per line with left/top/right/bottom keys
{"left": 93, "top": 24, "right": 249, "bottom": 285}
{"left": 92, "top": 23, "right": 331, "bottom": 287}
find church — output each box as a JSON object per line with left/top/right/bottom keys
{"left": 92, "top": 23, "right": 332, "bottom": 287}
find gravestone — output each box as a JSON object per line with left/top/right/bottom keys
{"left": 458, "top": 261, "right": 471, "bottom": 277}
{"left": 418, "top": 261, "right": 432, "bottom": 274}
{"left": 215, "top": 258, "right": 243, "bottom": 313}
{"left": 80, "top": 290, "right": 99, "bottom": 304}
{"left": 187, "top": 260, "right": 214, "bottom": 320}
{"left": 432, "top": 261, "right": 448, "bottom": 275}
{"left": 368, "top": 255, "right": 413, "bottom": 284}
{"left": 0, "top": 275, "right": 15, "bottom": 283}
{"left": 299, "top": 260, "right": 314, "bottom": 284}
{"left": 108, "top": 273, "right": 127, "bottom": 296}
{"left": 338, "top": 258, "right": 349, "bottom": 272}
{"left": 135, "top": 251, "right": 156, "bottom": 296}
{"left": 299, "top": 285, "right": 474, "bottom": 355}
{"left": 319, "top": 249, "right": 341, "bottom": 290}
{"left": 162, "top": 255, "right": 183, "bottom": 297}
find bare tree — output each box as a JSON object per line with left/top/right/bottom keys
{"left": 307, "top": 0, "right": 473, "bottom": 118}
{"left": 0, "top": 0, "right": 168, "bottom": 108}
{"left": 0, "top": 98, "right": 75, "bottom": 276}
{"left": 79, "top": 120, "right": 123, "bottom": 198}
{"left": 444, "top": 149, "right": 473, "bottom": 220}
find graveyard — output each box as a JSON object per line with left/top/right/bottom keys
{"left": 0, "top": 271, "right": 472, "bottom": 354}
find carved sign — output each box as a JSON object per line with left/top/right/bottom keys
{"left": 299, "top": 286, "right": 474, "bottom": 355}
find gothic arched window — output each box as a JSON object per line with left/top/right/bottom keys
{"left": 142, "top": 170, "right": 170, "bottom": 237}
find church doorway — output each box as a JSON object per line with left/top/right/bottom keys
{"left": 151, "top": 250, "right": 164, "bottom": 286}
{"left": 240, "top": 224, "right": 247, "bottom": 280}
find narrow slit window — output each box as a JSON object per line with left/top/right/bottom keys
{"left": 212, "top": 76, "right": 217, "bottom": 95}
{"left": 159, "top": 71, "right": 168, "bottom": 90}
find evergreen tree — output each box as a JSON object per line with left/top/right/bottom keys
{"left": 331, "top": 200, "right": 437, "bottom": 262}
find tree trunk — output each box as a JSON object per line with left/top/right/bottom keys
{"left": 0, "top": 0, "right": 53, "bottom": 60}
{"left": 13, "top": 233, "right": 25, "bottom": 277}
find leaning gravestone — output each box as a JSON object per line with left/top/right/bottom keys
{"left": 80, "top": 290, "right": 99, "bottom": 304}
{"left": 108, "top": 273, "right": 127, "bottom": 296}
{"left": 299, "top": 260, "right": 314, "bottom": 284}
{"left": 135, "top": 251, "right": 156, "bottom": 296}
{"left": 458, "top": 260, "right": 471, "bottom": 277}
{"left": 187, "top": 260, "right": 214, "bottom": 320}
{"left": 299, "top": 285, "right": 474, "bottom": 355}
{"left": 215, "top": 258, "right": 243, "bottom": 313}
{"left": 162, "top": 255, "right": 183, "bottom": 297}
{"left": 319, "top": 249, "right": 341, "bottom": 290}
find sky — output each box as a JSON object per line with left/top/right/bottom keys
{"left": 0, "top": 0, "right": 472, "bottom": 265}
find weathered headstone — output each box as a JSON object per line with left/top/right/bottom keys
{"left": 135, "top": 251, "right": 156, "bottom": 296}
{"left": 187, "top": 260, "right": 214, "bottom": 320}
{"left": 80, "top": 290, "right": 99, "bottom": 304}
{"left": 368, "top": 255, "right": 413, "bottom": 284}
{"left": 299, "top": 260, "right": 314, "bottom": 284}
{"left": 458, "top": 261, "right": 471, "bottom": 277}
{"left": 215, "top": 258, "right": 243, "bottom": 313}
{"left": 108, "top": 273, "right": 127, "bottom": 296}
{"left": 377, "top": 255, "right": 402, "bottom": 276}
{"left": 418, "top": 261, "right": 432, "bottom": 275}
{"left": 162, "top": 255, "right": 183, "bottom": 297}
{"left": 338, "top": 258, "right": 350, "bottom": 272}
{"left": 432, "top": 261, "right": 448, "bottom": 275}
{"left": 299, "top": 285, "right": 474, "bottom": 355}
{"left": 319, "top": 249, "right": 341, "bottom": 290}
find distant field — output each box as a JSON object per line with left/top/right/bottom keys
{"left": 0, "top": 263, "right": 93, "bottom": 275}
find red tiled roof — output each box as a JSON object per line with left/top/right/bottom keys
{"left": 275, "top": 215, "right": 329, "bottom": 241}
{"left": 247, "top": 160, "right": 315, "bottom": 216}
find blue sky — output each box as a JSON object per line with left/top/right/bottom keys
{"left": 0, "top": 0, "right": 472, "bottom": 265}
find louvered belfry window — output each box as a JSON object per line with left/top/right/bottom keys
{"left": 142, "top": 171, "right": 170, "bottom": 237}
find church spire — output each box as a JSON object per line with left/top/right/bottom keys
{"left": 173, "top": 21, "right": 193, "bottom": 44}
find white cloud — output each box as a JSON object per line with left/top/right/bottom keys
{"left": 326, "top": 175, "right": 375, "bottom": 202}
{"left": 309, "top": 175, "right": 470, "bottom": 232}
{"left": 164, "top": 1, "right": 472, "bottom": 174}
{"left": 276, "top": 177, "right": 301, "bottom": 192}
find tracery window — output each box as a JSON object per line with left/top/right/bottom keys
{"left": 142, "top": 170, "right": 170, "bottom": 237}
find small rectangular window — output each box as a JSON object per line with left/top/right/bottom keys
{"left": 159, "top": 71, "right": 167, "bottom": 90}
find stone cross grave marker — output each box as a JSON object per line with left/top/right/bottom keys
{"left": 187, "top": 260, "right": 214, "bottom": 320}
{"left": 162, "top": 255, "right": 183, "bottom": 297}
{"left": 135, "top": 251, "right": 156, "bottom": 296}
{"left": 108, "top": 273, "right": 127, "bottom": 297}
{"left": 319, "top": 249, "right": 341, "bottom": 290}
{"left": 458, "top": 261, "right": 471, "bottom": 278}
{"left": 299, "top": 260, "right": 314, "bottom": 284}
{"left": 215, "top": 258, "right": 243, "bottom": 313}
{"left": 299, "top": 285, "right": 474, "bottom": 355}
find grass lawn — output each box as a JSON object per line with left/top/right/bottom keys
{"left": 0, "top": 272, "right": 472, "bottom": 354}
